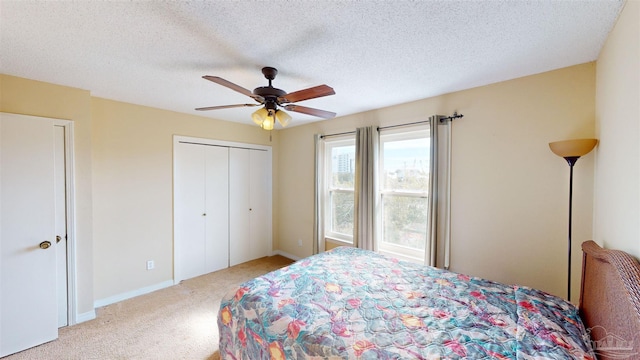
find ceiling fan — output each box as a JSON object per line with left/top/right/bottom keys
{"left": 196, "top": 67, "right": 336, "bottom": 130}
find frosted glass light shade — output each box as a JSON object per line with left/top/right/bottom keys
{"left": 261, "top": 116, "right": 274, "bottom": 130}
{"left": 549, "top": 139, "right": 598, "bottom": 158}
{"left": 252, "top": 108, "right": 269, "bottom": 125}
{"left": 276, "top": 110, "right": 291, "bottom": 127}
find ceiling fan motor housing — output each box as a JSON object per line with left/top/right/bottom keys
{"left": 254, "top": 66, "right": 286, "bottom": 106}
{"left": 253, "top": 86, "right": 286, "bottom": 99}
{"left": 253, "top": 87, "right": 285, "bottom": 111}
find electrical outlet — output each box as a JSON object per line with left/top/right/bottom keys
{"left": 297, "top": 239, "right": 303, "bottom": 247}
{"left": 146, "top": 260, "right": 154, "bottom": 270}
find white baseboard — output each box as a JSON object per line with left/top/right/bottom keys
{"left": 93, "top": 254, "right": 298, "bottom": 311}
{"left": 272, "top": 250, "right": 302, "bottom": 261}
{"left": 75, "top": 310, "right": 96, "bottom": 324}
{"left": 94, "top": 280, "right": 174, "bottom": 309}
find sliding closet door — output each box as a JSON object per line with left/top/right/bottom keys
{"left": 204, "top": 146, "right": 229, "bottom": 273}
{"left": 175, "top": 136, "right": 271, "bottom": 278}
{"left": 174, "top": 143, "right": 205, "bottom": 282}
{"left": 249, "top": 149, "right": 270, "bottom": 260}
{"left": 229, "top": 148, "right": 251, "bottom": 266}
{"left": 229, "top": 148, "right": 271, "bottom": 266}
{"left": 174, "top": 143, "right": 228, "bottom": 282}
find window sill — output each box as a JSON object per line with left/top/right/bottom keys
{"left": 325, "top": 237, "right": 353, "bottom": 247}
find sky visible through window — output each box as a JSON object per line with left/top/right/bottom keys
{"left": 331, "top": 138, "right": 430, "bottom": 174}
{"left": 383, "top": 138, "right": 430, "bottom": 173}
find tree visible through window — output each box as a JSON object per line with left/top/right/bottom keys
{"left": 379, "top": 129, "right": 429, "bottom": 261}
{"left": 320, "top": 129, "right": 430, "bottom": 259}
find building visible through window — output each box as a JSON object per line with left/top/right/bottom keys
{"left": 324, "top": 138, "right": 355, "bottom": 243}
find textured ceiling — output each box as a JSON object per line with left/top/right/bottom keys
{"left": 0, "top": 1, "right": 624, "bottom": 128}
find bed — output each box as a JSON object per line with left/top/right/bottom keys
{"left": 218, "top": 241, "right": 640, "bottom": 359}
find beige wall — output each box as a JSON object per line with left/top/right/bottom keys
{"left": 594, "top": 0, "right": 640, "bottom": 259}
{"left": 1, "top": 52, "right": 607, "bottom": 308}
{"left": 277, "top": 63, "right": 596, "bottom": 299}
{"left": 0, "top": 73, "right": 282, "bottom": 306}
{"left": 0, "top": 74, "right": 95, "bottom": 317}
{"left": 91, "top": 98, "right": 278, "bottom": 301}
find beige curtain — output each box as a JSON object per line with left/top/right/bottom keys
{"left": 354, "top": 126, "right": 378, "bottom": 250}
{"left": 313, "top": 134, "right": 323, "bottom": 255}
{"left": 425, "top": 115, "right": 442, "bottom": 267}
{"left": 442, "top": 119, "right": 452, "bottom": 269}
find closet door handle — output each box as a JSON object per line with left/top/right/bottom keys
{"left": 202, "top": 213, "right": 206, "bottom": 216}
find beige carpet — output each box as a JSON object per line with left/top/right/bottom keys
{"left": 3, "top": 255, "right": 293, "bottom": 360}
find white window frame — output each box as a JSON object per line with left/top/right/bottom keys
{"left": 377, "top": 127, "right": 430, "bottom": 263}
{"left": 323, "top": 137, "right": 355, "bottom": 244}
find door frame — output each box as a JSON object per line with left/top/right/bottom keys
{"left": 52, "top": 119, "right": 78, "bottom": 326}
{"left": 0, "top": 113, "right": 78, "bottom": 356}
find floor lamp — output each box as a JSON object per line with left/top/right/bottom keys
{"left": 549, "top": 138, "right": 597, "bottom": 302}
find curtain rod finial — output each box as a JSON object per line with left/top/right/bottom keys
{"left": 440, "top": 112, "right": 464, "bottom": 123}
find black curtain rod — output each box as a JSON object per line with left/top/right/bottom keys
{"left": 320, "top": 130, "right": 356, "bottom": 139}
{"left": 320, "top": 112, "right": 463, "bottom": 138}
{"left": 378, "top": 119, "right": 430, "bottom": 131}
{"left": 320, "top": 123, "right": 427, "bottom": 138}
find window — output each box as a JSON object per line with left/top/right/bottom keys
{"left": 324, "top": 138, "right": 355, "bottom": 243}
{"left": 378, "top": 128, "right": 430, "bottom": 262}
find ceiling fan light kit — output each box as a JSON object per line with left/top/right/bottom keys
{"left": 275, "top": 110, "right": 291, "bottom": 127}
{"left": 197, "top": 67, "right": 336, "bottom": 130}
{"left": 251, "top": 108, "right": 290, "bottom": 130}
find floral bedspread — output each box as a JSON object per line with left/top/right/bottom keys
{"left": 218, "top": 247, "right": 594, "bottom": 359}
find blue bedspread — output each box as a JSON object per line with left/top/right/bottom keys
{"left": 219, "top": 247, "right": 594, "bottom": 359}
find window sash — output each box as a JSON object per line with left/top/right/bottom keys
{"left": 378, "top": 127, "right": 430, "bottom": 263}
{"left": 379, "top": 190, "right": 427, "bottom": 197}
{"left": 378, "top": 193, "right": 428, "bottom": 254}
{"left": 323, "top": 137, "right": 355, "bottom": 243}
{"left": 326, "top": 189, "right": 354, "bottom": 241}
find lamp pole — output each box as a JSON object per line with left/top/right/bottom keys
{"left": 564, "top": 156, "right": 579, "bottom": 302}
{"left": 549, "top": 138, "right": 597, "bottom": 303}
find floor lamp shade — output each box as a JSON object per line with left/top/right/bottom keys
{"left": 549, "top": 139, "right": 598, "bottom": 158}
{"left": 548, "top": 138, "right": 597, "bottom": 302}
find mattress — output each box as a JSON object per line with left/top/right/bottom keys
{"left": 218, "top": 247, "right": 594, "bottom": 359}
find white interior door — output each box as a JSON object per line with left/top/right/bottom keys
{"left": 249, "top": 149, "right": 270, "bottom": 260}
{"left": 174, "top": 143, "right": 229, "bottom": 282}
{"left": 174, "top": 136, "right": 271, "bottom": 277}
{"left": 174, "top": 142, "right": 207, "bottom": 282}
{"left": 229, "top": 148, "right": 251, "bottom": 266}
{"left": 0, "top": 113, "right": 58, "bottom": 357}
{"left": 54, "top": 125, "right": 68, "bottom": 328}
{"left": 204, "top": 145, "right": 229, "bottom": 274}
{"left": 229, "top": 148, "right": 272, "bottom": 266}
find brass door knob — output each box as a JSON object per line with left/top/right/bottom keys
{"left": 39, "top": 241, "right": 52, "bottom": 249}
